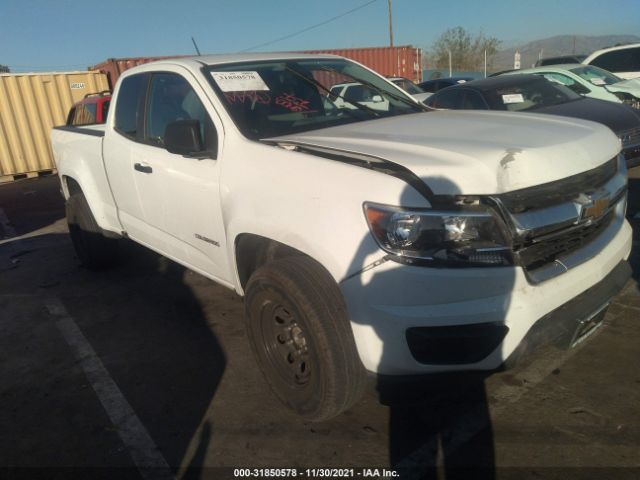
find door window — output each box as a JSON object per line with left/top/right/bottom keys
{"left": 145, "top": 72, "right": 217, "bottom": 156}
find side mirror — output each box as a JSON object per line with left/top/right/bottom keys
{"left": 164, "top": 120, "right": 203, "bottom": 156}
{"left": 372, "top": 95, "right": 384, "bottom": 103}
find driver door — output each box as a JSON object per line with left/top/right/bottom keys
{"left": 105, "top": 68, "right": 230, "bottom": 283}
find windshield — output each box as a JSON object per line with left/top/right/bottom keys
{"left": 482, "top": 78, "right": 582, "bottom": 111}
{"left": 205, "top": 58, "right": 425, "bottom": 139}
{"left": 569, "top": 65, "right": 623, "bottom": 86}
{"left": 392, "top": 78, "right": 425, "bottom": 95}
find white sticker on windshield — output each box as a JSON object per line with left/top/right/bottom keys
{"left": 591, "top": 77, "right": 606, "bottom": 86}
{"left": 456, "top": 79, "right": 467, "bottom": 84}
{"left": 502, "top": 93, "right": 524, "bottom": 104}
{"left": 210, "top": 71, "right": 269, "bottom": 92}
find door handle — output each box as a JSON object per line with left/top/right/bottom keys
{"left": 134, "top": 163, "right": 153, "bottom": 174}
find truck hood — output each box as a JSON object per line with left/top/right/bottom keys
{"left": 267, "top": 110, "right": 621, "bottom": 195}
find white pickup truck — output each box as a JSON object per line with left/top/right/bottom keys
{"left": 51, "top": 53, "right": 632, "bottom": 421}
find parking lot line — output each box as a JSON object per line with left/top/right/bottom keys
{"left": 45, "top": 297, "right": 175, "bottom": 480}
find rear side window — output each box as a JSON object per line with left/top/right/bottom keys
{"left": 67, "top": 103, "right": 97, "bottom": 126}
{"left": 590, "top": 47, "right": 640, "bottom": 73}
{"left": 115, "top": 73, "right": 149, "bottom": 139}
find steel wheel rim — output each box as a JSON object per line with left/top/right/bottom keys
{"left": 260, "top": 301, "right": 311, "bottom": 387}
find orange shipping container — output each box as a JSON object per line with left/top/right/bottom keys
{"left": 0, "top": 71, "right": 109, "bottom": 181}
{"left": 301, "top": 46, "right": 423, "bottom": 83}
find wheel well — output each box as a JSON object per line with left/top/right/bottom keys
{"left": 64, "top": 176, "right": 83, "bottom": 197}
{"left": 235, "top": 234, "right": 305, "bottom": 290}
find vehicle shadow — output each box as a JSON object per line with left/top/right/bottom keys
{"left": 625, "top": 171, "right": 640, "bottom": 286}
{"left": 95, "top": 240, "right": 226, "bottom": 477}
{"left": 0, "top": 222, "right": 226, "bottom": 479}
{"left": 343, "top": 178, "right": 515, "bottom": 478}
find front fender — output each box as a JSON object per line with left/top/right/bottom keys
{"left": 221, "top": 141, "right": 429, "bottom": 294}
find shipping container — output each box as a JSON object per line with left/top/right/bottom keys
{"left": 91, "top": 47, "right": 423, "bottom": 89}
{"left": 0, "top": 71, "right": 109, "bottom": 181}
{"left": 91, "top": 55, "right": 188, "bottom": 88}
{"left": 301, "top": 46, "right": 423, "bottom": 83}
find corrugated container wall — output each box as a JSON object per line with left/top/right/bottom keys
{"left": 91, "top": 56, "right": 188, "bottom": 88}
{"left": 0, "top": 71, "right": 109, "bottom": 179}
{"left": 301, "top": 46, "right": 423, "bottom": 83}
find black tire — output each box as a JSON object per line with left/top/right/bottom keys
{"left": 66, "top": 192, "right": 118, "bottom": 269}
{"left": 244, "top": 256, "right": 367, "bottom": 421}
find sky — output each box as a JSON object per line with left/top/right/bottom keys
{"left": 1, "top": 0, "right": 638, "bottom": 72}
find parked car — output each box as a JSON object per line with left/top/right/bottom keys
{"left": 425, "top": 74, "right": 640, "bottom": 168}
{"left": 535, "top": 55, "right": 587, "bottom": 67}
{"left": 583, "top": 43, "right": 640, "bottom": 79}
{"left": 502, "top": 64, "right": 640, "bottom": 109}
{"left": 52, "top": 54, "right": 631, "bottom": 421}
{"left": 387, "top": 77, "right": 432, "bottom": 102}
{"left": 328, "top": 82, "right": 390, "bottom": 111}
{"left": 66, "top": 91, "right": 111, "bottom": 126}
{"left": 328, "top": 78, "right": 426, "bottom": 111}
{"left": 418, "top": 76, "right": 475, "bottom": 93}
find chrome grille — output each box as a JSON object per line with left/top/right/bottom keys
{"left": 492, "top": 157, "right": 626, "bottom": 278}
{"left": 517, "top": 210, "right": 615, "bottom": 271}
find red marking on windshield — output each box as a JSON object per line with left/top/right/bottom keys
{"left": 275, "top": 93, "right": 316, "bottom": 113}
{"left": 224, "top": 91, "right": 271, "bottom": 104}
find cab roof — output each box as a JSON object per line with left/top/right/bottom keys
{"left": 147, "top": 52, "right": 344, "bottom": 69}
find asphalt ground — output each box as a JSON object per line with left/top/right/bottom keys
{"left": 0, "top": 173, "right": 639, "bottom": 480}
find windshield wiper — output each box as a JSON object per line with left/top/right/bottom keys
{"left": 284, "top": 65, "right": 381, "bottom": 118}
{"left": 319, "top": 66, "right": 429, "bottom": 112}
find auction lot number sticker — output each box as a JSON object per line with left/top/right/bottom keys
{"left": 211, "top": 71, "right": 270, "bottom": 92}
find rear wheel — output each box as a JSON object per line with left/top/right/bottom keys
{"left": 66, "top": 192, "right": 118, "bottom": 269}
{"left": 244, "top": 256, "right": 366, "bottom": 421}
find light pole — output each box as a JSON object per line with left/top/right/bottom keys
{"left": 387, "top": 0, "right": 394, "bottom": 47}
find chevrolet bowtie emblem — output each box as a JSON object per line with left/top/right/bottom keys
{"left": 581, "top": 196, "right": 610, "bottom": 220}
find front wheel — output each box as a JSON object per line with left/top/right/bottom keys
{"left": 244, "top": 256, "right": 366, "bottom": 421}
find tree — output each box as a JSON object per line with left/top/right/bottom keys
{"left": 0, "top": 65, "right": 9, "bottom": 73}
{"left": 427, "top": 27, "right": 500, "bottom": 71}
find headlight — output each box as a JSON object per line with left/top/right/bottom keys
{"left": 364, "top": 202, "right": 513, "bottom": 266}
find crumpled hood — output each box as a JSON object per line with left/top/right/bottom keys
{"left": 606, "top": 78, "right": 640, "bottom": 97}
{"left": 268, "top": 110, "right": 621, "bottom": 195}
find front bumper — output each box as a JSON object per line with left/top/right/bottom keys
{"left": 340, "top": 216, "right": 632, "bottom": 375}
